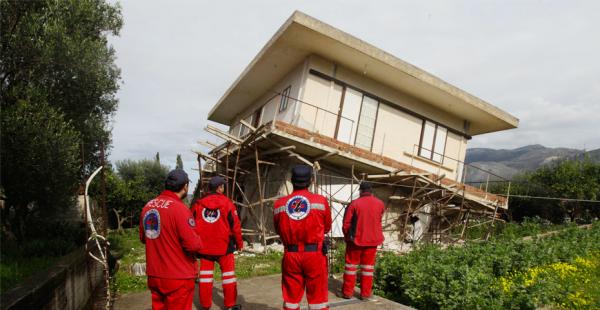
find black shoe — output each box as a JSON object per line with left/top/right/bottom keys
{"left": 226, "top": 305, "right": 242, "bottom": 310}
{"left": 335, "top": 291, "right": 352, "bottom": 299}
{"left": 359, "top": 295, "right": 373, "bottom": 301}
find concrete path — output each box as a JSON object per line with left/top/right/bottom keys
{"left": 115, "top": 274, "right": 412, "bottom": 309}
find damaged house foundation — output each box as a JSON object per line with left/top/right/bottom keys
{"left": 194, "top": 11, "right": 519, "bottom": 252}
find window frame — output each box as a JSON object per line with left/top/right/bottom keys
{"left": 279, "top": 85, "right": 292, "bottom": 112}
{"left": 418, "top": 120, "right": 448, "bottom": 164}
{"left": 353, "top": 94, "right": 380, "bottom": 151}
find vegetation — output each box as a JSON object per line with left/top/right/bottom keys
{"left": 1, "top": 0, "right": 122, "bottom": 240}
{"left": 99, "top": 159, "right": 170, "bottom": 231}
{"left": 1, "top": 101, "right": 81, "bottom": 240}
{"left": 0, "top": 221, "right": 85, "bottom": 291}
{"left": 176, "top": 154, "right": 184, "bottom": 170}
{"left": 504, "top": 159, "right": 600, "bottom": 223}
{"left": 109, "top": 229, "right": 284, "bottom": 294}
{"left": 374, "top": 221, "right": 600, "bottom": 309}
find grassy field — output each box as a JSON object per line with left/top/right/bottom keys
{"left": 108, "top": 228, "right": 285, "bottom": 294}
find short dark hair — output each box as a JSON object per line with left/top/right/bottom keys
{"left": 165, "top": 181, "right": 187, "bottom": 192}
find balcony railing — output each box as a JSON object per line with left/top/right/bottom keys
{"left": 265, "top": 92, "right": 356, "bottom": 145}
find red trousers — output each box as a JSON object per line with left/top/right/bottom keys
{"left": 147, "top": 277, "right": 195, "bottom": 310}
{"left": 198, "top": 253, "right": 237, "bottom": 309}
{"left": 282, "top": 250, "right": 329, "bottom": 310}
{"left": 342, "top": 243, "right": 377, "bottom": 298}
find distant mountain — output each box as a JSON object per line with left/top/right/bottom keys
{"left": 464, "top": 145, "right": 599, "bottom": 183}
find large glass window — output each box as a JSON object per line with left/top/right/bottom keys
{"left": 354, "top": 95, "right": 378, "bottom": 150}
{"left": 336, "top": 88, "right": 362, "bottom": 145}
{"left": 419, "top": 120, "right": 447, "bottom": 163}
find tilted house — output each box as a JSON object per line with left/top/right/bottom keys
{"left": 199, "top": 11, "right": 519, "bottom": 249}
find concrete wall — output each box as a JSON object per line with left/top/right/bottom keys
{"left": 1, "top": 248, "right": 104, "bottom": 310}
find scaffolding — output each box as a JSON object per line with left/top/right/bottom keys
{"left": 193, "top": 116, "right": 511, "bottom": 252}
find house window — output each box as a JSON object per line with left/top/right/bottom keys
{"left": 354, "top": 95, "right": 379, "bottom": 150}
{"left": 279, "top": 86, "right": 291, "bottom": 112}
{"left": 419, "top": 120, "right": 447, "bottom": 163}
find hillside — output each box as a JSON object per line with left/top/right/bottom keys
{"left": 464, "top": 145, "right": 599, "bottom": 182}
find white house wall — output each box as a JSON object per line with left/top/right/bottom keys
{"left": 301, "top": 55, "right": 470, "bottom": 179}
{"left": 298, "top": 73, "right": 343, "bottom": 138}
{"left": 229, "top": 60, "right": 308, "bottom": 137}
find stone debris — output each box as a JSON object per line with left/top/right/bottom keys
{"left": 130, "top": 262, "right": 146, "bottom": 276}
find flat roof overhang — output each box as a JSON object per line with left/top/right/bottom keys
{"left": 208, "top": 11, "right": 519, "bottom": 136}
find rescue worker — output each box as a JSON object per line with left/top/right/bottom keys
{"left": 339, "top": 181, "right": 385, "bottom": 300}
{"left": 139, "top": 169, "right": 203, "bottom": 309}
{"left": 273, "top": 165, "right": 332, "bottom": 310}
{"left": 191, "top": 176, "right": 243, "bottom": 310}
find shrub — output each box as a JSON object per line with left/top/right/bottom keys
{"left": 374, "top": 222, "right": 600, "bottom": 309}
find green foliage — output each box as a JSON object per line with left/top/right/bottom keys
{"left": 0, "top": 256, "right": 60, "bottom": 292}
{"left": 1, "top": 0, "right": 123, "bottom": 175}
{"left": 1, "top": 101, "right": 81, "bottom": 239}
{"left": 373, "top": 222, "right": 600, "bottom": 309}
{"left": 99, "top": 159, "right": 169, "bottom": 229}
{"left": 176, "top": 154, "right": 183, "bottom": 170}
{"left": 498, "top": 159, "right": 600, "bottom": 223}
{"left": 1, "top": 0, "right": 122, "bottom": 240}
{"left": 0, "top": 221, "right": 85, "bottom": 291}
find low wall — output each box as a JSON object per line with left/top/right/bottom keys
{"left": 1, "top": 248, "right": 104, "bottom": 310}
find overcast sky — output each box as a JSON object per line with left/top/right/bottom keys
{"left": 108, "top": 1, "right": 600, "bottom": 185}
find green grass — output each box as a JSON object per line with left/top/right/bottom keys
{"left": 109, "top": 228, "right": 285, "bottom": 294}
{"left": 0, "top": 256, "right": 60, "bottom": 292}
{"left": 109, "top": 228, "right": 147, "bottom": 294}
{"left": 1, "top": 222, "right": 84, "bottom": 292}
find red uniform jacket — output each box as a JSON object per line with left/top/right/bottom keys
{"left": 273, "top": 189, "right": 332, "bottom": 246}
{"left": 139, "top": 190, "right": 203, "bottom": 279}
{"left": 191, "top": 193, "right": 243, "bottom": 256}
{"left": 342, "top": 192, "right": 385, "bottom": 246}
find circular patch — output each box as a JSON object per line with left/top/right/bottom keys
{"left": 143, "top": 209, "right": 161, "bottom": 239}
{"left": 285, "top": 195, "right": 311, "bottom": 220}
{"left": 188, "top": 217, "right": 196, "bottom": 227}
{"left": 202, "top": 208, "right": 220, "bottom": 223}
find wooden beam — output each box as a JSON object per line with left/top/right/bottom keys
{"left": 205, "top": 125, "right": 242, "bottom": 144}
{"left": 239, "top": 120, "right": 257, "bottom": 132}
{"left": 192, "top": 150, "right": 219, "bottom": 162}
{"left": 197, "top": 140, "right": 218, "bottom": 149}
{"left": 239, "top": 146, "right": 295, "bottom": 162}
{"left": 315, "top": 151, "right": 338, "bottom": 161}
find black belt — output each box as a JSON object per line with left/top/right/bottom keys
{"left": 286, "top": 243, "right": 318, "bottom": 252}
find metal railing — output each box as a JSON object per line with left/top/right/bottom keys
{"left": 410, "top": 144, "right": 511, "bottom": 204}
{"left": 267, "top": 92, "right": 356, "bottom": 145}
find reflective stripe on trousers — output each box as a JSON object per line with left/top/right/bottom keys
{"left": 284, "top": 302, "right": 300, "bottom": 309}
{"left": 309, "top": 302, "right": 328, "bottom": 309}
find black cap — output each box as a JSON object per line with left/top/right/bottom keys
{"left": 291, "top": 165, "right": 312, "bottom": 187}
{"left": 359, "top": 181, "right": 372, "bottom": 192}
{"left": 208, "top": 175, "right": 226, "bottom": 190}
{"left": 165, "top": 169, "right": 189, "bottom": 191}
